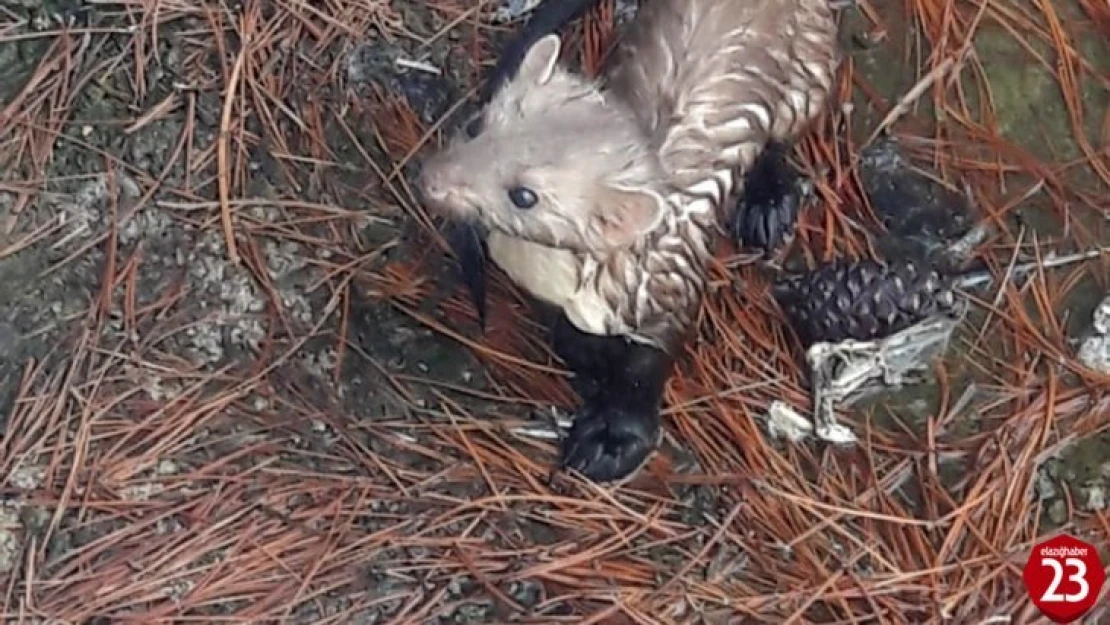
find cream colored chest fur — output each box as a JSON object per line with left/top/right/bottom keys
{"left": 486, "top": 231, "right": 621, "bottom": 336}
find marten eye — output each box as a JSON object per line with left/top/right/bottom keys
{"left": 508, "top": 186, "right": 538, "bottom": 209}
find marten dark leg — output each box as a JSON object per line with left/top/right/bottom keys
{"left": 558, "top": 341, "right": 672, "bottom": 483}
{"left": 549, "top": 313, "right": 626, "bottom": 401}
{"left": 549, "top": 316, "right": 673, "bottom": 483}
{"left": 732, "top": 141, "right": 815, "bottom": 256}
{"left": 443, "top": 219, "right": 489, "bottom": 330}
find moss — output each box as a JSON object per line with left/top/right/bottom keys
{"left": 973, "top": 27, "right": 1080, "bottom": 161}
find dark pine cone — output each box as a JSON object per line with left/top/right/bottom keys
{"left": 772, "top": 258, "right": 961, "bottom": 347}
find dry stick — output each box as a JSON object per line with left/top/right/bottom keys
{"left": 217, "top": 31, "right": 249, "bottom": 265}
{"left": 392, "top": 301, "right": 569, "bottom": 375}
{"left": 783, "top": 548, "right": 871, "bottom": 625}
{"left": 0, "top": 215, "right": 66, "bottom": 259}
{"left": 41, "top": 328, "right": 93, "bottom": 547}
{"left": 865, "top": 55, "right": 958, "bottom": 146}
{"left": 970, "top": 227, "right": 1028, "bottom": 348}
{"left": 757, "top": 479, "right": 992, "bottom": 529}
{"left": 124, "top": 92, "right": 180, "bottom": 134}
{"left": 646, "top": 501, "right": 745, "bottom": 602}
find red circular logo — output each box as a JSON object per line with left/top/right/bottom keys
{"left": 1022, "top": 534, "right": 1105, "bottom": 623}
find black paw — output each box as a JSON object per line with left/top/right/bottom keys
{"left": 733, "top": 141, "right": 814, "bottom": 255}
{"left": 549, "top": 314, "right": 631, "bottom": 400}
{"left": 557, "top": 403, "right": 661, "bottom": 484}
{"left": 566, "top": 372, "right": 603, "bottom": 403}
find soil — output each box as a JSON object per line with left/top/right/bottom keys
{"left": 0, "top": 0, "right": 1107, "bottom": 623}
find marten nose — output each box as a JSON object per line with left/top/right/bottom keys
{"left": 417, "top": 158, "right": 460, "bottom": 206}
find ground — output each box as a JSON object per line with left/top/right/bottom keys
{"left": 0, "top": 0, "right": 1107, "bottom": 623}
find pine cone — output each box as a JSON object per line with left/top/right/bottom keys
{"left": 772, "top": 258, "right": 960, "bottom": 346}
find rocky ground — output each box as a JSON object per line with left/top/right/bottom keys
{"left": 0, "top": 0, "right": 1107, "bottom": 623}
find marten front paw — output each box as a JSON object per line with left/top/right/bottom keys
{"left": 567, "top": 374, "right": 603, "bottom": 403}
{"left": 557, "top": 403, "right": 661, "bottom": 484}
{"left": 732, "top": 141, "right": 814, "bottom": 256}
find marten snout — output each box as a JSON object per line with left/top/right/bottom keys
{"left": 417, "top": 156, "right": 471, "bottom": 217}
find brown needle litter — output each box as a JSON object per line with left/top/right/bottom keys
{"left": 0, "top": 0, "right": 1108, "bottom": 623}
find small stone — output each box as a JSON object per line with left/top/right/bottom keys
{"left": 9, "top": 465, "right": 45, "bottom": 490}
{"left": 1047, "top": 499, "right": 1068, "bottom": 525}
{"left": 1076, "top": 335, "right": 1110, "bottom": 375}
{"left": 1082, "top": 486, "right": 1106, "bottom": 512}
{"left": 1034, "top": 471, "right": 1058, "bottom": 500}
{"left": 0, "top": 504, "right": 23, "bottom": 574}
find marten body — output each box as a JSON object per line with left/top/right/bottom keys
{"left": 425, "top": 0, "right": 838, "bottom": 353}
{"left": 420, "top": 0, "right": 842, "bottom": 483}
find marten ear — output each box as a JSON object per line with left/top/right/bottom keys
{"left": 519, "top": 34, "right": 562, "bottom": 86}
{"left": 592, "top": 186, "right": 666, "bottom": 248}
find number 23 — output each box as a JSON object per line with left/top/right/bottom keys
{"left": 1041, "top": 557, "right": 1090, "bottom": 603}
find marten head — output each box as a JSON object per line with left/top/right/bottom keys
{"left": 419, "top": 34, "right": 669, "bottom": 253}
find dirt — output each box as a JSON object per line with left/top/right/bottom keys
{"left": 0, "top": 0, "right": 1107, "bottom": 622}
